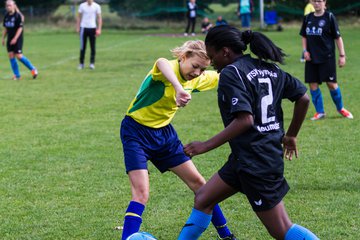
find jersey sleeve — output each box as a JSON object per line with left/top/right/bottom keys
{"left": 219, "top": 67, "right": 253, "bottom": 115}
{"left": 299, "top": 15, "right": 307, "bottom": 37}
{"left": 282, "top": 71, "right": 307, "bottom": 102}
{"left": 15, "top": 13, "right": 23, "bottom": 28}
{"left": 96, "top": 4, "right": 102, "bottom": 14}
{"left": 78, "top": 4, "right": 83, "bottom": 13}
{"left": 329, "top": 12, "right": 341, "bottom": 39}
{"left": 192, "top": 70, "right": 219, "bottom": 92}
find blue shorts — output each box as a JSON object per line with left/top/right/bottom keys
{"left": 120, "top": 116, "right": 190, "bottom": 173}
{"left": 240, "top": 13, "right": 251, "bottom": 28}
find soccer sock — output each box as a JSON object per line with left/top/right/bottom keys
{"left": 10, "top": 58, "right": 20, "bottom": 78}
{"left": 122, "top": 201, "right": 145, "bottom": 240}
{"left": 310, "top": 88, "right": 324, "bottom": 113}
{"left": 285, "top": 224, "right": 319, "bottom": 240}
{"left": 330, "top": 88, "right": 344, "bottom": 111}
{"left": 211, "top": 204, "right": 232, "bottom": 238}
{"left": 178, "top": 208, "right": 212, "bottom": 240}
{"left": 19, "top": 56, "right": 35, "bottom": 71}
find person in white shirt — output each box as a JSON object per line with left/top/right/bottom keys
{"left": 76, "top": 0, "right": 102, "bottom": 70}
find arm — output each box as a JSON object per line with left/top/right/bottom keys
{"left": 2, "top": 28, "right": 7, "bottom": 46}
{"left": 96, "top": 13, "right": 102, "bottom": 36}
{"left": 302, "top": 36, "right": 311, "bottom": 61}
{"left": 156, "top": 58, "right": 191, "bottom": 107}
{"left": 335, "top": 36, "right": 346, "bottom": 68}
{"left": 10, "top": 27, "right": 22, "bottom": 45}
{"left": 282, "top": 93, "right": 310, "bottom": 160}
{"left": 184, "top": 112, "right": 254, "bottom": 156}
{"left": 76, "top": 12, "right": 82, "bottom": 33}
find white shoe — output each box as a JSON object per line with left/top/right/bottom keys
{"left": 184, "top": 33, "right": 188, "bottom": 36}
{"left": 89, "top": 64, "right": 95, "bottom": 70}
{"left": 191, "top": 32, "right": 196, "bottom": 36}
{"left": 78, "top": 64, "right": 84, "bottom": 70}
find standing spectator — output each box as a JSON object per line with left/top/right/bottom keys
{"left": 300, "top": 0, "right": 315, "bottom": 62}
{"left": 300, "top": 0, "right": 353, "bottom": 120}
{"left": 237, "top": 0, "right": 253, "bottom": 30}
{"left": 76, "top": 0, "right": 102, "bottom": 70}
{"left": 201, "top": 17, "right": 213, "bottom": 34}
{"left": 184, "top": 0, "right": 197, "bottom": 36}
{"left": 215, "top": 16, "right": 228, "bottom": 26}
{"left": 2, "top": 0, "right": 38, "bottom": 80}
{"left": 178, "top": 25, "right": 319, "bottom": 240}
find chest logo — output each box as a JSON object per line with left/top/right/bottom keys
{"left": 232, "top": 98, "right": 238, "bottom": 105}
{"left": 318, "top": 20, "right": 326, "bottom": 27}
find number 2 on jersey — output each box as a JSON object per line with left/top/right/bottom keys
{"left": 258, "top": 78, "right": 275, "bottom": 124}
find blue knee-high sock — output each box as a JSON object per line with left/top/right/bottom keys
{"left": 285, "top": 224, "right": 319, "bottom": 240}
{"left": 178, "top": 208, "right": 212, "bottom": 240}
{"left": 19, "top": 56, "right": 35, "bottom": 71}
{"left": 310, "top": 88, "right": 324, "bottom": 113}
{"left": 122, "top": 201, "right": 145, "bottom": 240}
{"left": 10, "top": 58, "right": 20, "bottom": 78}
{"left": 330, "top": 88, "right": 343, "bottom": 111}
{"left": 211, "top": 204, "right": 232, "bottom": 238}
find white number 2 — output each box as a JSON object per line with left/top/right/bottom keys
{"left": 258, "top": 78, "right": 275, "bottom": 124}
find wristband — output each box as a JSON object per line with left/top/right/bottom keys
{"left": 339, "top": 54, "right": 345, "bottom": 57}
{"left": 303, "top": 49, "right": 308, "bottom": 53}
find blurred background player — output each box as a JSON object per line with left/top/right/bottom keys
{"left": 215, "top": 15, "right": 228, "bottom": 26}
{"left": 300, "top": 0, "right": 353, "bottom": 120}
{"left": 120, "top": 40, "right": 236, "bottom": 240}
{"left": 237, "top": 0, "right": 253, "bottom": 30}
{"left": 2, "top": 0, "right": 38, "bottom": 80}
{"left": 184, "top": 0, "right": 197, "bottom": 36}
{"left": 76, "top": 0, "right": 102, "bottom": 70}
{"left": 201, "top": 17, "right": 213, "bottom": 34}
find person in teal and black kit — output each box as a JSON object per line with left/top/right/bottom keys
{"left": 178, "top": 25, "right": 319, "bottom": 240}
{"left": 300, "top": 0, "right": 353, "bottom": 120}
{"left": 120, "top": 40, "right": 236, "bottom": 240}
{"left": 2, "top": 0, "right": 38, "bottom": 80}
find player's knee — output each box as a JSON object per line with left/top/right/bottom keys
{"left": 193, "top": 188, "right": 214, "bottom": 212}
{"left": 190, "top": 176, "right": 206, "bottom": 192}
{"left": 132, "top": 191, "right": 149, "bottom": 205}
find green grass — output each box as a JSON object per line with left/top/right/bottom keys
{"left": 0, "top": 26, "right": 359, "bottom": 240}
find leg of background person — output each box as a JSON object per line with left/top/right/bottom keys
{"left": 327, "top": 82, "right": 343, "bottom": 111}
{"left": 185, "top": 17, "right": 191, "bottom": 34}
{"left": 309, "top": 83, "right": 324, "bottom": 114}
{"left": 191, "top": 18, "right": 196, "bottom": 34}
{"left": 9, "top": 52, "right": 20, "bottom": 79}
{"left": 79, "top": 28, "right": 86, "bottom": 65}
{"left": 89, "top": 28, "right": 96, "bottom": 65}
{"left": 17, "top": 54, "right": 35, "bottom": 71}
{"left": 176, "top": 171, "right": 237, "bottom": 240}
{"left": 256, "top": 201, "right": 319, "bottom": 240}
{"left": 121, "top": 169, "right": 149, "bottom": 240}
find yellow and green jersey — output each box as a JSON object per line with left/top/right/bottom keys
{"left": 126, "top": 59, "right": 219, "bottom": 128}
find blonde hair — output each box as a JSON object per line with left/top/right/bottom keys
{"left": 170, "top": 40, "right": 209, "bottom": 60}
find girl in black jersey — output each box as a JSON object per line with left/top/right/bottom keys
{"left": 178, "top": 25, "right": 319, "bottom": 240}
{"left": 300, "top": 0, "right": 353, "bottom": 120}
{"left": 2, "top": 0, "right": 38, "bottom": 80}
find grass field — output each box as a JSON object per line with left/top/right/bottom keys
{"left": 0, "top": 25, "right": 359, "bottom": 239}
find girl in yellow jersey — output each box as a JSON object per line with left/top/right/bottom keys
{"left": 120, "top": 40, "right": 236, "bottom": 240}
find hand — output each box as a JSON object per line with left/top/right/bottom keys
{"left": 10, "top": 38, "right": 17, "bottom": 45}
{"left": 282, "top": 135, "right": 298, "bottom": 161}
{"left": 176, "top": 89, "right": 191, "bottom": 107}
{"left": 304, "top": 51, "right": 311, "bottom": 61}
{"left": 338, "top": 56, "right": 346, "bottom": 68}
{"left": 183, "top": 141, "right": 208, "bottom": 157}
{"left": 95, "top": 29, "right": 101, "bottom": 37}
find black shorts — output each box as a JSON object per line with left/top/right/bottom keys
{"left": 218, "top": 155, "right": 289, "bottom": 212}
{"left": 305, "top": 58, "right": 337, "bottom": 84}
{"left": 7, "top": 37, "right": 23, "bottom": 54}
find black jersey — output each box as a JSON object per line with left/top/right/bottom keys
{"left": 3, "top": 12, "right": 23, "bottom": 41}
{"left": 218, "top": 55, "right": 307, "bottom": 177}
{"left": 300, "top": 11, "right": 340, "bottom": 64}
